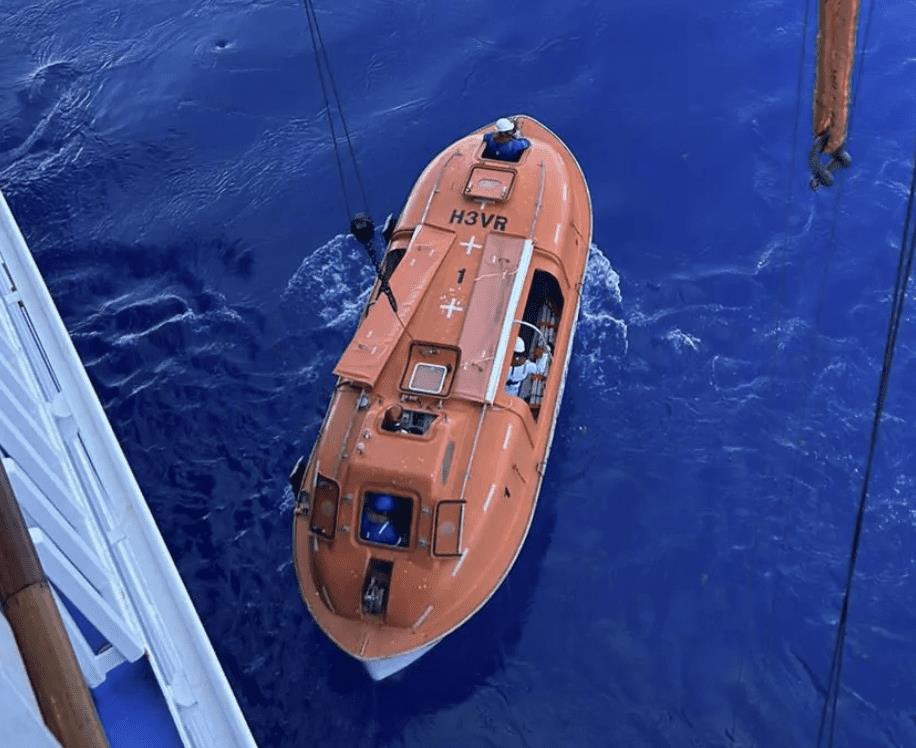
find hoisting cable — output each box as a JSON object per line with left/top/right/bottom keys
{"left": 778, "top": 0, "right": 875, "bottom": 549}
{"left": 737, "top": 10, "right": 814, "bottom": 741}
{"left": 300, "top": 0, "right": 402, "bottom": 318}
{"left": 815, "top": 142, "right": 916, "bottom": 748}
{"left": 302, "top": 0, "right": 353, "bottom": 221}
{"left": 302, "top": 0, "right": 371, "bottom": 217}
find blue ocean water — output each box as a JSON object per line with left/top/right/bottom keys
{"left": 2, "top": 1, "right": 915, "bottom": 745}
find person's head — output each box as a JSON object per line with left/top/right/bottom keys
{"left": 383, "top": 404, "right": 403, "bottom": 426}
{"left": 494, "top": 117, "right": 516, "bottom": 142}
{"left": 512, "top": 335, "right": 526, "bottom": 364}
{"left": 373, "top": 494, "right": 395, "bottom": 513}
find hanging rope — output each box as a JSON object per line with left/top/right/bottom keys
{"left": 301, "top": 0, "right": 370, "bottom": 219}
{"left": 779, "top": 0, "right": 874, "bottom": 550}
{"left": 300, "top": 0, "right": 407, "bottom": 324}
{"left": 815, "top": 142, "right": 916, "bottom": 747}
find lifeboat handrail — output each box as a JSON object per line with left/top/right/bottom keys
{"left": 514, "top": 319, "right": 554, "bottom": 358}
{"left": 527, "top": 161, "right": 546, "bottom": 238}
{"left": 333, "top": 388, "right": 365, "bottom": 479}
{"left": 420, "top": 151, "right": 461, "bottom": 226}
{"left": 457, "top": 404, "right": 489, "bottom": 501}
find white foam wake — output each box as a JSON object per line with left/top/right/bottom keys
{"left": 283, "top": 234, "right": 374, "bottom": 330}
{"left": 574, "top": 243, "right": 628, "bottom": 386}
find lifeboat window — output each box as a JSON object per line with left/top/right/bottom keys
{"left": 408, "top": 363, "right": 448, "bottom": 394}
{"left": 432, "top": 500, "right": 464, "bottom": 557}
{"left": 511, "top": 270, "right": 564, "bottom": 418}
{"left": 310, "top": 475, "right": 340, "bottom": 539}
{"left": 381, "top": 406, "right": 436, "bottom": 436}
{"left": 360, "top": 492, "right": 412, "bottom": 548}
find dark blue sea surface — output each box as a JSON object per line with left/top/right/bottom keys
{"left": 2, "top": 1, "right": 915, "bottom": 745}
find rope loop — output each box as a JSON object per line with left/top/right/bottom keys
{"left": 808, "top": 132, "right": 853, "bottom": 191}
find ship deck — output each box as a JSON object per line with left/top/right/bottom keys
{"left": 0, "top": 189, "right": 256, "bottom": 747}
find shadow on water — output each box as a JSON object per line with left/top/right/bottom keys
{"left": 317, "top": 483, "right": 559, "bottom": 743}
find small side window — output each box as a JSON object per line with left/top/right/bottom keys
{"left": 310, "top": 475, "right": 340, "bottom": 538}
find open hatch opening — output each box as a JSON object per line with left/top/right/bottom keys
{"left": 515, "top": 270, "right": 564, "bottom": 417}
{"left": 381, "top": 405, "right": 436, "bottom": 436}
{"left": 362, "top": 559, "right": 393, "bottom": 617}
{"left": 359, "top": 492, "right": 412, "bottom": 549}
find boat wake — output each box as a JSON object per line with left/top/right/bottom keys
{"left": 283, "top": 233, "right": 373, "bottom": 330}
{"left": 575, "top": 242, "right": 628, "bottom": 386}
{"left": 284, "top": 238, "right": 627, "bottom": 391}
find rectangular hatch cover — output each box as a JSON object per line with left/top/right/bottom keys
{"left": 463, "top": 166, "right": 515, "bottom": 202}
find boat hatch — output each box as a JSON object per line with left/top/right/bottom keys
{"left": 399, "top": 343, "right": 459, "bottom": 397}
{"left": 362, "top": 559, "right": 393, "bottom": 616}
{"left": 359, "top": 492, "right": 412, "bottom": 548}
{"left": 464, "top": 165, "right": 516, "bottom": 202}
{"left": 432, "top": 500, "right": 465, "bottom": 557}
{"left": 517, "top": 270, "right": 565, "bottom": 417}
{"left": 381, "top": 406, "right": 436, "bottom": 436}
{"left": 310, "top": 475, "right": 340, "bottom": 538}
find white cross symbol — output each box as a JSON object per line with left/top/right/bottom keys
{"left": 439, "top": 298, "right": 464, "bottom": 319}
{"left": 460, "top": 235, "right": 482, "bottom": 255}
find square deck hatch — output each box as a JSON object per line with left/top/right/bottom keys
{"left": 464, "top": 166, "right": 516, "bottom": 202}
{"left": 400, "top": 343, "right": 459, "bottom": 397}
{"left": 408, "top": 363, "right": 448, "bottom": 394}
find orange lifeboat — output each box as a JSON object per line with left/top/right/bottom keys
{"left": 291, "top": 115, "right": 592, "bottom": 679}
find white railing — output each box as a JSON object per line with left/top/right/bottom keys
{"left": 0, "top": 189, "right": 256, "bottom": 748}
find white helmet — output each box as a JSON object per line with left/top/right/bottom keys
{"left": 495, "top": 117, "right": 515, "bottom": 133}
{"left": 514, "top": 336, "right": 526, "bottom": 354}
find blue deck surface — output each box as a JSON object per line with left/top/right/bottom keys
{"left": 58, "top": 590, "right": 182, "bottom": 747}
{"left": 92, "top": 657, "right": 183, "bottom": 748}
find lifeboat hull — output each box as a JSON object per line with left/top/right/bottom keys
{"left": 292, "top": 116, "right": 592, "bottom": 678}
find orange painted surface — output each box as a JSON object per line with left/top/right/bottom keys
{"left": 813, "top": 0, "right": 861, "bottom": 152}
{"left": 292, "top": 116, "right": 592, "bottom": 663}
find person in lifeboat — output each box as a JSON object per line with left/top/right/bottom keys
{"left": 505, "top": 336, "right": 547, "bottom": 398}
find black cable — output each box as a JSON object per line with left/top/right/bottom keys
{"left": 815, "top": 142, "right": 916, "bottom": 748}
{"left": 734, "top": 9, "right": 815, "bottom": 737}
{"left": 781, "top": 0, "right": 873, "bottom": 550}
{"left": 302, "top": 0, "right": 352, "bottom": 222}
{"left": 845, "top": 0, "right": 877, "bottom": 145}
{"left": 789, "top": 0, "right": 813, "bottom": 196}
{"left": 305, "top": 0, "right": 371, "bottom": 217}
{"left": 300, "top": 0, "right": 408, "bottom": 329}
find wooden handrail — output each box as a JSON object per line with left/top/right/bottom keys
{"left": 0, "top": 461, "right": 109, "bottom": 748}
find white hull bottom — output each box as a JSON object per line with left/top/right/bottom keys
{"left": 361, "top": 641, "right": 438, "bottom": 681}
